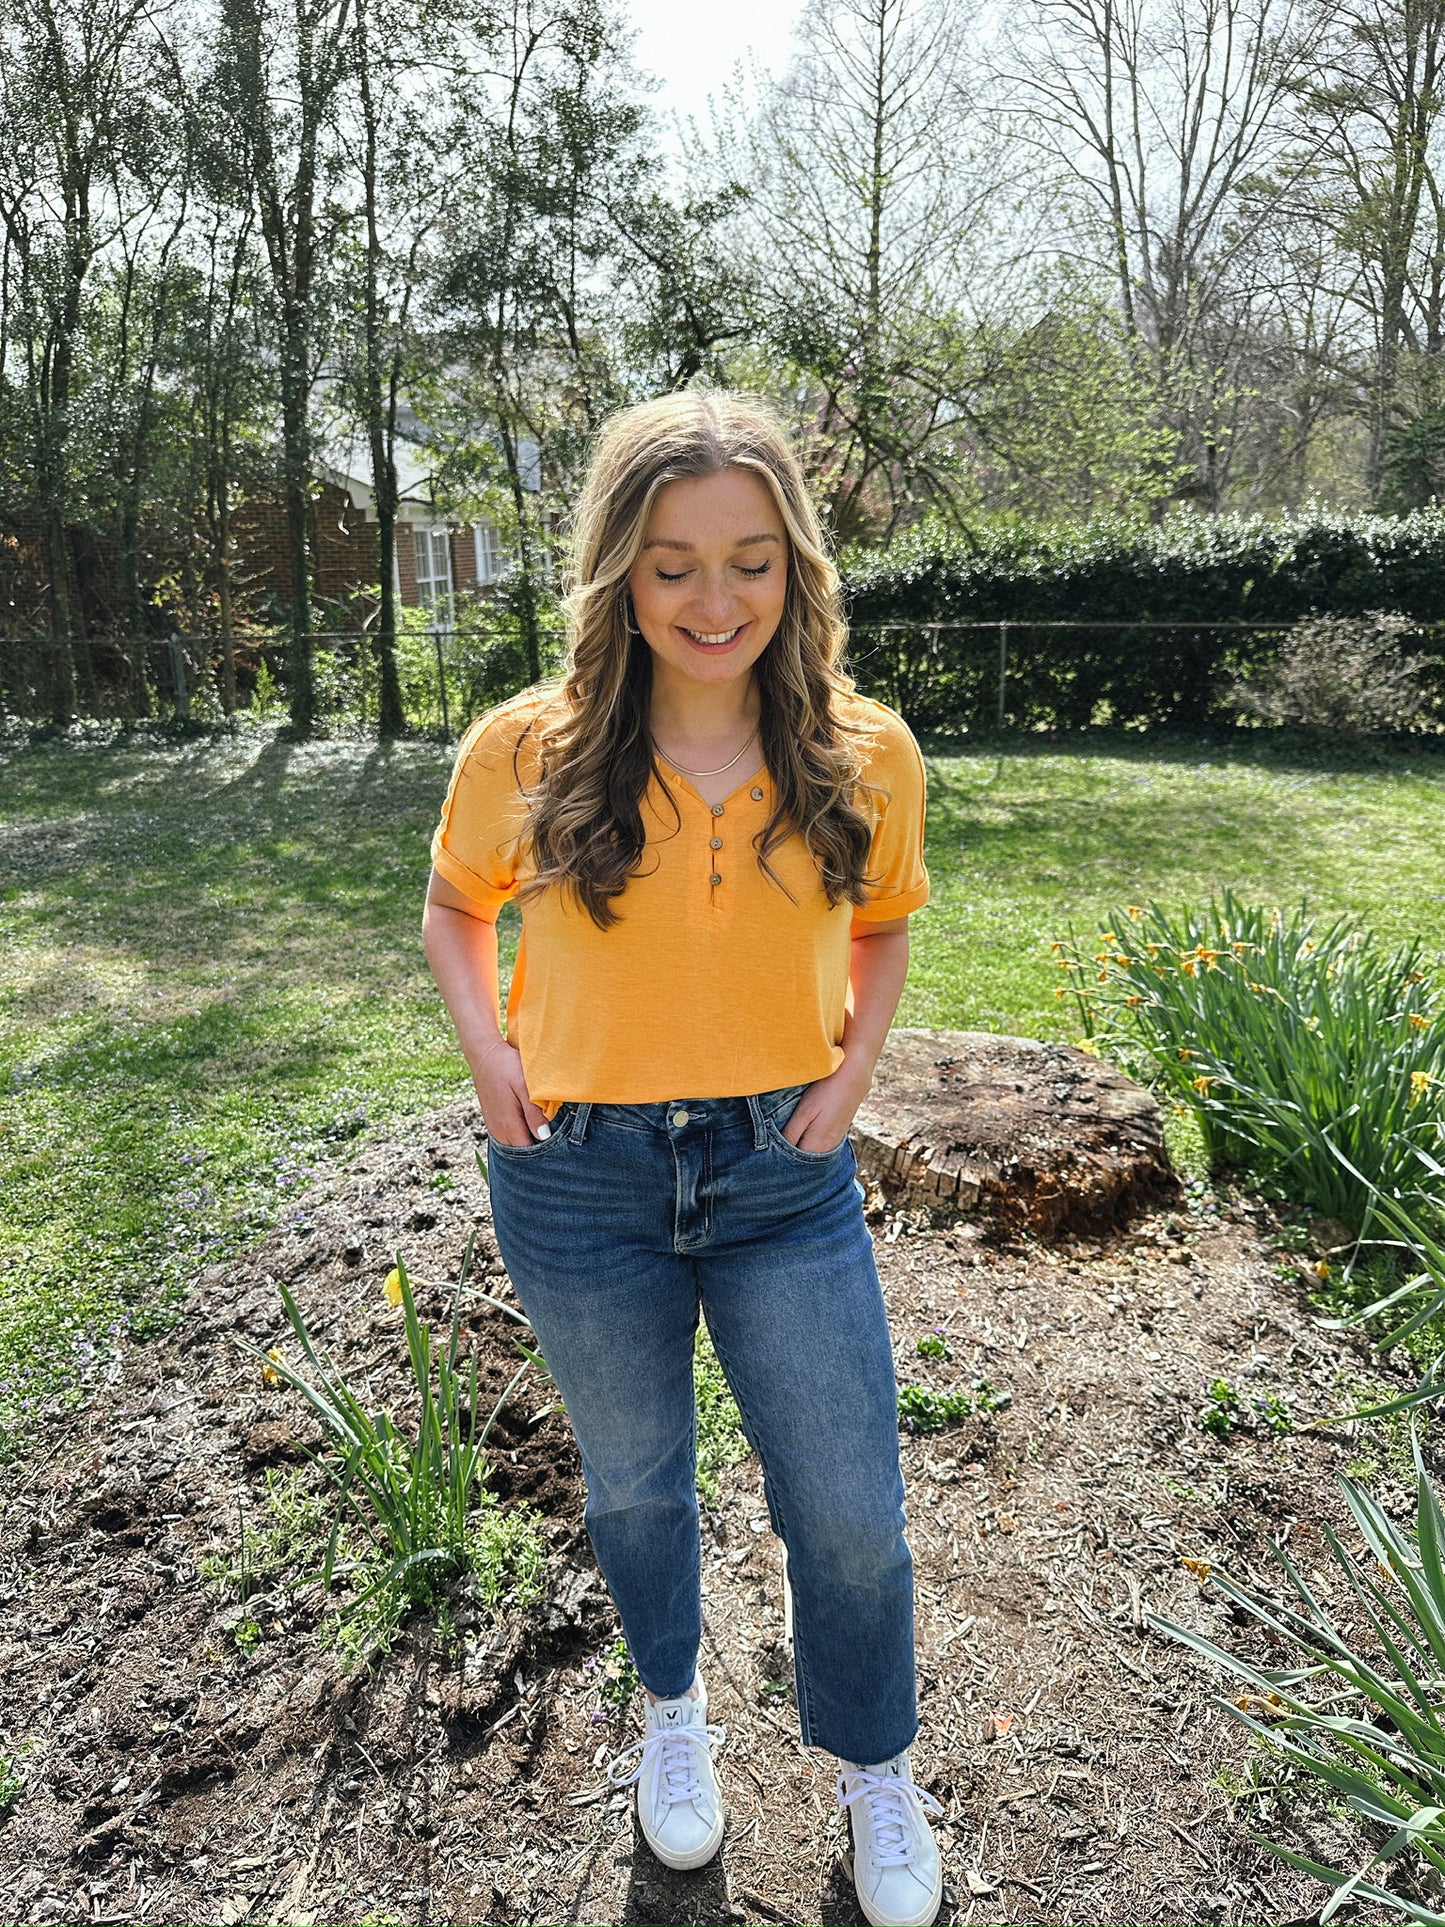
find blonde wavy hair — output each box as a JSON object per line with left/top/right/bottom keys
{"left": 515, "top": 390, "right": 885, "bottom": 930}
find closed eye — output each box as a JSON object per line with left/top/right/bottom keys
{"left": 653, "top": 559, "right": 775, "bottom": 582}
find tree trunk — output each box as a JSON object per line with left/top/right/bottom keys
{"left": 217, "top": 471, "right": 237, "bottom": 717}
{"left": 356, "top": 0, "right": 406, "bottom": 740}
{"left": 41, "top": 497, "right": 76, "bottom": 723}
{"left": 280, "top": 357, "right": 315, "bottom": 735}
{"left": 375, "top": 505, "right": 404, "bottom": 735}
{"left": 497, "top": 405, "right": 542, "bottom": 684}
{"left": 849, "top": 1027, "right": 1177, "bottom": 1240}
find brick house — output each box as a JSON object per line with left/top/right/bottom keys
{"left": 293, "top": 412, "right": 531, "bottom": 626}
{"left": 1, "top": 412, "right": 527, "bottom": 687}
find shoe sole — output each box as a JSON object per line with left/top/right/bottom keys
{"left": 639, "top": 1804, "right": 725, "bottom": 1870}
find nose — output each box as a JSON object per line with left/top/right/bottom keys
{"left": 686, "top": 567, "right": 743, "bottom": 628}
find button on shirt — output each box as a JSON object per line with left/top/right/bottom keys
{"left": 430, "top": 685, "right": 931, "bottom": 1117}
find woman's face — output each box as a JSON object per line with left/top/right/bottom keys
{"left": 627, "top": 466, "right": 789, "bottom": 695}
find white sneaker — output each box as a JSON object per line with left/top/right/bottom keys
{"left": 837, "top": 1750, "right": 944, "bottom": 1927}
{"left": 606, "top": 1674, "right": 726, "bottom": 1870}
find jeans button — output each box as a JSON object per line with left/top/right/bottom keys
{"left": 670, "top": 1109, "right": 689, "bottom": 1127}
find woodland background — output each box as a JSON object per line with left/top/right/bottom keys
{"left": 6, "top": 0, "right": 1445, "bottom": 732}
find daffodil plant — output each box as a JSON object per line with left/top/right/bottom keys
{"left": 237, "top": 1232, "right": 535, "bottom": 1618}
{"left": 1054, "top": 889, "right": 1445, "bottom": 1237}
{"left": 1152, "top": 1434, "right": 1445, "bottom": 1924}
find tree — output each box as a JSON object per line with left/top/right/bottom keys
{"left": 729, "top": 0, "right": 997, "bottom": 540}
{"left": 346, "top": 0, "right": 418, "bottom": 737}
{"left": 1000, "top": 0, "right": 1311, "bottom": 509}
{"left": 440, "top": 0, "right": 659, "bottom": 683}
{"left": 172, "top": 198, "right": 272, "bottom": 713}
{"left": 1302, "top": 0, "right": 1445, "bottom": 499}
{"left": 328, "top": 0, "right": 491, "bottom": 736}
{"left": 214, "top": 0, "right": 353, "bottom": 735}
{"left": 961, "top": 283, "right": 1187, "bottom": 517}
{"left": 0, "top": 0, "right": 174, "bottom": 716}
{"left": 96, "top": 67, "right": 195, "bottom": 684}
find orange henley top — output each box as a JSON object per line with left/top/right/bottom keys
{"left": 430, "top": 685, "right": 930, "bottom": 1118}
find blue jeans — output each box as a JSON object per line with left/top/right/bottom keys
{"left": 484, "top": 1083, "right": 917, "bottom": 1766}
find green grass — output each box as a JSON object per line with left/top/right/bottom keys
{"left": 909, "top": 731, "right": 1445, "bottom": 1036}
{"left": 0, "top": 727, "right": 488, "bottom": 1450}
{"left": 694, "top": 1324, "right": 750, "bottom": 1502}
{"left": 3, "top": 722, "right": 1444, "bottom": 1459}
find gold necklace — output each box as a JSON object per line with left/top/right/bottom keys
{"left": 652, "top": 724, "right": 760, "bottom": 777}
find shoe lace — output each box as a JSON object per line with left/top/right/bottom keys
{"left": 836, "top": 1768, "right": 944, "bottom": 1869}
{"left": 606, "top": 1720, "right": 726, "bottom": 1809}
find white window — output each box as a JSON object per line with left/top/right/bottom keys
{"left": 473, "top": 523, "right": 503, "bottom": 586}
{"left": 413, "top": 527, "right": 454, "bottom": 621}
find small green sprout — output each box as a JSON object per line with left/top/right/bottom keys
{"left": 1200, "top": 1377, "right": 1240, "bottom": 1438}
{"left": 898, "top": 1379, "right": 1010, "bottom": 1433}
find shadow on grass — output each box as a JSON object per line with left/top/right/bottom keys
{"left": 0, "top": 731, "right": 465, "bottom": 992}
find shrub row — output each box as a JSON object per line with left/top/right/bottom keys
{"left": 839, "top": 511, "right": 1445, "bottom": 731}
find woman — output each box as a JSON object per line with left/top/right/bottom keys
{"left": 422, "top": 391, "right": 942, "bottom": 1927}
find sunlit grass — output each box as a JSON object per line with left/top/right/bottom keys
{"left": 2, "top": 721, "right": 1444, "bottom": 1458}
{"left": 905, "top": 732, "right": 1445, "bottom": 1037}
{"left": 0, "top": 728, "right": 500, "bottom": 1452}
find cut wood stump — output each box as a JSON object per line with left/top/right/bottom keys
{"left": 851, "top": 1027, "right": 1178, "bottom": 1240}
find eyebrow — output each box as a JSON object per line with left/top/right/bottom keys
{"left": 642, "top": 532, "right": 782, "bottom": 553}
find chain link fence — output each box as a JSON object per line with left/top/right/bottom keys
{"left": 4, "top": 613, "right": 1442, "bottom": 736}
{"left": 0, "top": 614, "right": 568, "bottom": 736}
{"left": 843, "top": 617, "right": 1300, "bottom": 733}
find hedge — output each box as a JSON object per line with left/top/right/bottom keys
{"left": 838, "top": 510, "right": 1445, "bottom": 732}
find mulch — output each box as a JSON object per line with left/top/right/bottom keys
{"left": 0, "top": 1101, "right": 1427, "bottom": 1925}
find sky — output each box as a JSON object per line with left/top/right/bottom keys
{"left": 621, "top": 0, "right": 808, "bottom": 138}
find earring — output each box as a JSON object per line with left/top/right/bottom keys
{"left": 621, "top": 593, "right": 639, "bottom": 636}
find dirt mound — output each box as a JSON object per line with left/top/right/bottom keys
{"left": 0, "top": 1101, "right": 1420, "bottom": 1925}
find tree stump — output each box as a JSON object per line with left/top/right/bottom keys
{"left": 851, "top": 1028, "right": 1177, "bottom": 1240}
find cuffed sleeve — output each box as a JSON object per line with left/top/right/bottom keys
{"left": 849, "top": 707, "right": 930, "bottom": 933}
{"left": 429, "top": 706, "right": 534, "bottom": 918}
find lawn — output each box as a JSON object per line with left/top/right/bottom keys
{"left": 2, "top": 720, "right": 1444, "bottom": 1458}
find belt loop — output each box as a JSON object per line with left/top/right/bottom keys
{"left": 745, "top": 1091, "right": 767, "bottom": 1150}
{"left": 567, "top": 1102, "right": 592, "bottom": 1144}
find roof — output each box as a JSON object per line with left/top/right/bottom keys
{"left": 314, "top": 397, "right": 539, "bottom": 521}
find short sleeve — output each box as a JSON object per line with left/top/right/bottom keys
{"left": 850, "top": 707, "right": 930, "bottom": 933}
{"left": 429, "top": 702, "right": 536, "bottom": 918}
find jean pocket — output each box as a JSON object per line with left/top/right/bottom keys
{"left": 486, "top": 1103, "right": 573, "bottom": 1157}
{"left": 764, "top": 1110, "right": 851, "bottom": 1165}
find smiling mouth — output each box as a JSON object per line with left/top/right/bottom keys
{"left": 680, "top": 624, "right": 747, "bottom": 647}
